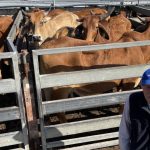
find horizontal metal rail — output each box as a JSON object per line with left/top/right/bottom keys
{"left": 50, "top": 0, "right": 150, "bottom": 7}
{"left": 59, "top": 140, "right": 118, "bottom": 150}
{"left": 0, "top": 0, "right": 150, "bottom": 7}
{"left": 44, "top": 116, "right": 120, "bottom": 149}
{"left": 34, "top": 40, "right": 150, "bottom": 55}
{"left": 0, "top": 79, "right": 16, "bottom": 93}
{"left": 0, "top": 106, "right": 20, "bottom": 122}
{"left": 47, "top": 132, "right": 118, "bottom": 148}
{"left": 0, "top": 1, "right": 54, "bottom": 7}
{"left": 0, "top": 131, "right": 23, "bottom": 147}
{"left": 0, "top": 8, "right": 19, "bottom": 15}
{"left": 40, "top": 64, "right": 150, "bottom": 88}
{"left": 131, "top": 5, "right": 150, "bottom": 16}
{"left": 45, "top": 115, "right": 121, "bottom": 139}
{"left": 0, "top": 51, "right": 15, "bottom": 58}
{"left": 42, "top": 89, "right": 141, "bottom": 115}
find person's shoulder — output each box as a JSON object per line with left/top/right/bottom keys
{"left": 130, "top": 91, "right": 144, "bottom": 99}
{"left": 129, "top": 91, "right": 145, "bottom": 107}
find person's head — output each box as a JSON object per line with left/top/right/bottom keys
{"left": 141, "top": 68, "right": 150, "bottom": 103}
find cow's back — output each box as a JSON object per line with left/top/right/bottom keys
{"left": 0, "top": 16, "right": 13, "bottom": 52}
{"left": 47, "top": 9, "right": 66, "bottom": 19}
{"left": 73, "top": 8, "right": 108, "bottom": 18}
{"left": 52, "top": 11, "right": 80, "bottom": 29}
{"left": 109, "top": 14, "right": 132, "bottom": 42}
{"left": 39, "top": 35, "right": 146, "bottom": 97}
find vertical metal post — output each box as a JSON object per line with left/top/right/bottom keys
{"left": 32, "top": 51, "right": 47, "bottom": 150}
{"left": 12, "top": 52, "right": 30, "bottom": 150}
{"left": 120, "top": 0, "right": 124, "bottom": 5}
{"left": 21, "top": 50, "right": 40, "bottom": 150}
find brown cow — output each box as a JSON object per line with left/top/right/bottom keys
{"left": 51, "top": 7, "right": 114, "bottom": 41}
{"left": 0, "top": 16, "right": 13, "bottom": 79}
{"left": 77, "top": 10, "right": 132, "bottom": 43}
{"left": 39, "top": 36, "right": 145, "bottom": 122}
{"left": 89, "top": 16, "right": 150, "bottom": 89}
{"left": 22, "top": 9, "right": 81, "bottom": 46}
{"left": 53, "top": 26, "right": 76, "bottom": 39}
{"left": 22, "top": 8, "right": 66, "bottom": 24}
{"left": 122, "top": 17, "right": 150, "bottom": 63}
{"left": 50, "top": 8, "right": 111, "bottom": 40}
{"left": 0, "top": 16, "right": 13, "bottom": 52}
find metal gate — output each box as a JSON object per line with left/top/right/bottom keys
{"left": 1, "top": 1, "right": 150, "bottom": 149}
{"left": 33, "top": 40, "right": 150, "bottom": 150}
{"left": 0, "top": 8, "right": 29, "bottom": 150}
{"left": 0, "top": 51, "right": 29, "bottom": 150}
{"left": 7, "top": 9, "right": 39, "bottom": 149}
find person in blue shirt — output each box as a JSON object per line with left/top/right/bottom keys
{"left": 119, "top": 68, "right": 150, "bottom": 150}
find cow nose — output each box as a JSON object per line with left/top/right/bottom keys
{"left": 33, "top": 35, "right": 41, "bottom": 42}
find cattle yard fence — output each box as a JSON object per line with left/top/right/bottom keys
{"left": 33, "top": 40, "right": 150, "bottom": 149}
{"left": 0, "top": 9, "right": 30, "bottom": 150}
{"left": 7, "top": 10, "right": 40, "bottom": 149}
{"left": 0, "top": 52, "right": 29, "bottom": 150}
{"left": 2, "top": 4, "right": 150, "bottom": 150}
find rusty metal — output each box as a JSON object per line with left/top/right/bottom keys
{"left": 21, "top": 49, "right": 40, "bottom": 150}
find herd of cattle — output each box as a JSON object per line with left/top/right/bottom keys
{"left": 0, "top": 7, "right": 150, "bottom": 123}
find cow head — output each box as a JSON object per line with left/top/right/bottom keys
{"left": 77, "top": 7, "right": 115, "bottom": 42}
{"left": 22, "top": 9, "right": 51, "bottom": 45}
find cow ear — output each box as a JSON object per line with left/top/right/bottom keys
{"left": 98, "top": 23, "right": 107, "bottom": 32}
{"left": 98, "top": 23, "right": 109, "bottom": 39}
{"left": 76, "top": 18, "right": 84, "bottom": 22}
{"left": 90, "top": 10, "right": 95, "bottom": 15}
{"left": 42, "top": 16, "right": 51, "bottom": 23}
